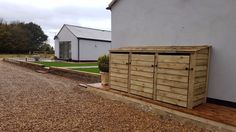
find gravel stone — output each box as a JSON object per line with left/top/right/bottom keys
{"left": 0, "top": 61, "right": 217, "bottom": 131}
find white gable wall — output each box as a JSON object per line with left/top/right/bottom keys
{"left": 55, "top": 26, "right": 78, "bottom": 60}
{"left": 79, "top": 39, "right": 111, "bottom": 61}
{"left": 111, "top": 0, "right": 236, "bottom": 102}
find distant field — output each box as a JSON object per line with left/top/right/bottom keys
{"left": 35, "top": 61, "right": 98, "bottom": 67}
{"left": 0, "top": 54, "right": 54, "bottom": 58}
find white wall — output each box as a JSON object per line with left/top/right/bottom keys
{"left": 56, "top": 26, "right": 78, "bottom": 60}
{"left": 54, "top": 39, "right": 59, "bottom": 58}
{"left": 111, "top": 0, "right": 236, "bottom": 102}
{"left": 79, "top": 39, "right": 111, "bottom": 61}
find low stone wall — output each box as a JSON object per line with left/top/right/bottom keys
{"left": 3, "top": 58, "right": 45, "bottom": 71}
{"left": 3, "top": 58, "right": 101, "bottom": 83}
{"left": 49, "top": 67, "right": 101, "bottom": 83}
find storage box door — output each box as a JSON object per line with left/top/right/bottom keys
{"left": 130, "top": 54, "right": 155, "bottom": 98}
{"left": 110, "top": 53, "right": 129, "bottom": 92}
{"left": 156, "top": 54, "right": 190, "bottom": 107}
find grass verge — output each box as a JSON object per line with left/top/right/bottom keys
{"left": 35, "top": 61, "right": 97, "bottom": 67}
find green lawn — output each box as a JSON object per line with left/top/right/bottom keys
{"left": 35, "top": 61, "right": 97, "bottom": 67}
{"left": 72, "top": 68, "right": 100, "bottom": 74}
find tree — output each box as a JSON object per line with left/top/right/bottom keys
{"left": 38, "top": 43, "right": 55, "bottom": 54}
{"left": 24, "top": 22, "right": 48, "bottom": 52}
{"left": 0, "top": 20, "right": 48, "bottom": 54}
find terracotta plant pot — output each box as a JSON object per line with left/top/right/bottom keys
{"left": 100, "top": 71, "right": 109, "bottom": 86}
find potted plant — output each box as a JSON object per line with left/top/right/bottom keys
{"left": 98, "top": 55, "right": 109, "bottom": 85}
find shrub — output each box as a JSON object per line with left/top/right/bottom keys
{"left": 33, "top": 55, "right": 40, "bottom": 61}
{"left": 98, "top": 55, "right": 109, "bottom": 72}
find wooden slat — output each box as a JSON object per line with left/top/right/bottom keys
{"left": 157, "top": 74, "right": 189, "bottom": 83}
{"left": 110, "top": 81, "right": 127, "bottom": 88}
{"left": 110, "top": 85, "right": 128, "bottom": 92}
{"left": 157, "top": 68, "right": 189, "bottom": 76}
{"left": 158, "top": 90, "right": 187, "bottom": 101}
{"left": 131, "top": 75, "right": 153, "bottom": 83}
{"left": 110, "top": 76, "right": 128, "bottom": 83}
{"left": 130, "top": 85, "right": 153, "bottom": 94}
{"left": 110, "top": 59, "right": 128, "bottom": 65}
{"left": 194, "top": 87, "right": 205, "bottom": 95}
{"left": 110, "top": 68, "right": 128, "bottom": 74}
{"left": 131, "top": 65, "right": 154, "bottom": 73}
{"left": 157, "top": 79, "right": 188, "bottom": 89}
{"left": 187, "top": 53, "right": 196, "bottom": 109}
{"left": 110, "top": 64, "right": 128, "bottom": 69}
{"left": 194, "top": 82, "right": 206, "bottom": 89}
{"left": 158, "top": 55, "right": 189, "bottom": 63}
{"left": 110, "top": 54, "right": 128, "bottom": 60}
{"left": 110, "top": 73, "right": 128, "bottom": 79}
{"left": 157, "top": 85, "right": 188, "bottom": 95}
{"left": 195, "top": 77, "right": 206, "bottom": 83}
{"left": 131, "top": 54, "right": 154, "bottom": 62}
{"left": 195, "top": 66, "right": 207, "bottom": 71}
{"left": 130, "top": 89, "right": 153, "bottom": 98}
{"left": 156, "top": 96, "right": 187, "bottom": 107}
{"left": 131, "top": 60, "right": 154, "bottom": 67}
{"left": 158, "top": 63, "right": 189, "bottom": 70}
{"left": 197, "top": 49, "right": 209, "bottom": 54}
{"left": 131, "top": 80, "right": 153, "bottom": 89}
{"left": 131, "top": 71, "right": 153, "bottom": 78}
{"left": 195, "top": 71, "right": 207, "bottom": 77}
{"left": 196, "top": 59, "right": 208, "bottom": 66}
{"left": 197, "top": 54, "right": 208, "bottom": 60}
{"left": 194, "top": 94, "right": 205, "bottom": 101}
{"left": 193, "top": 99, "right": 204, "bottom": 107}
{"left": 204, "top": 47, "right": 211, "bottom": 103}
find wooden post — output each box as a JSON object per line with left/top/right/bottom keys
{"left": 153, "top": 52, "right": 158, "bottom": 100}
{"left": 204, "top": 47, "right": 212, "bottom": 103}
{"left": 127, "top": 52, "right": 132, "bottom": 94}
{"left": 187, "top": 53, "right": 196, "bottom": 109}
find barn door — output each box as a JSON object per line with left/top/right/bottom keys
{"left": 110, "top": 53, "right": 129, "bottom": 92}
{"left": 156, "top": 54, "right": 190, "bottom": 107}
{"left": 130, "top": 53, "right": 155, "bottom": 98}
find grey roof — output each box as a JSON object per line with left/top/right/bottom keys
{"left": 61, "top": 24, "right": 111, "bottom": 41}
{"left": 107, "top": 0, "right": 118, "bottom": 10}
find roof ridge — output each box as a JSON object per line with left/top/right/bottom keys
{"left": 64, "top": 24, "right": 111, "bottom": 32}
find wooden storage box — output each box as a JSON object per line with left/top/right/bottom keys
{"left": 109, "top": 45, "right": 211, "bottom": 109}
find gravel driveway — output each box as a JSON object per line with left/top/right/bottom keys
{"left": 0, "top": 61, "right": 216, "bottom": 131}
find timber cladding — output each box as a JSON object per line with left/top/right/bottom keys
{"left": 109, "top": 45, "right": 211, "bottom": 109}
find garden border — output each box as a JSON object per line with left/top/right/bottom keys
{"left": 2, "top": 58, "right": 100, "bottom": 83}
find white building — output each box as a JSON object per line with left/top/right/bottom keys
{"left": 108, "top": 0, "right": 236, "bottom": 105}
{"left": 54, "top": 24, "right": 111, "bottom": 61}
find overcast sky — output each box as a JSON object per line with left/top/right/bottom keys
{"left": 0, "top": 0, "right": 112, "bottom": 46}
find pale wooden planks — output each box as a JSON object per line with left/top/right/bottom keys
{"left": 130, "top": 85, "right": 153, "bottom": 94}
{"left": 156, "top": 96, "right": 187, "bottom": 107}
{"left": 158, "top": 90, "right": 187, "bottom": 101}
{"left": 131, "top": 60, "right": 154, "bottom": 67}
{"left": 130, "top": 89, "right": 153, "bottom": 98}
{"left": 157, "top": 68, "right": 189, "bottom": 76}
{"left": 157, "top": 79, "right": 188, "bottom": 89}
{"left": 131, "top": 65, "right": 154, "bottom": 73}
{"left": 131, "top": 70, "right": 153, "bottom": 78}
{"left": 158, "top": 55, "right": 189, "bottom": 63}
{"left": 131, "top": 80, "right": 153, "bottom": 89}
{"left": 157, "top": 74, "right": 189, "bottom": 83}
{"left": 158, "top": 63, "right": 189, "bottom": 70}
{"left": 157, "top": 85, "right": 188, "bottom": 95}
{"left": 110, "top": 54, "right": 129, "bottom": 60}
{"left": 131, "top": 54, "right": 155, "bottom": 62}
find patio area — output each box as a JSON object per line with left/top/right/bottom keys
{"left": 88, "top": 83, "right": 236, "bottom": 131}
